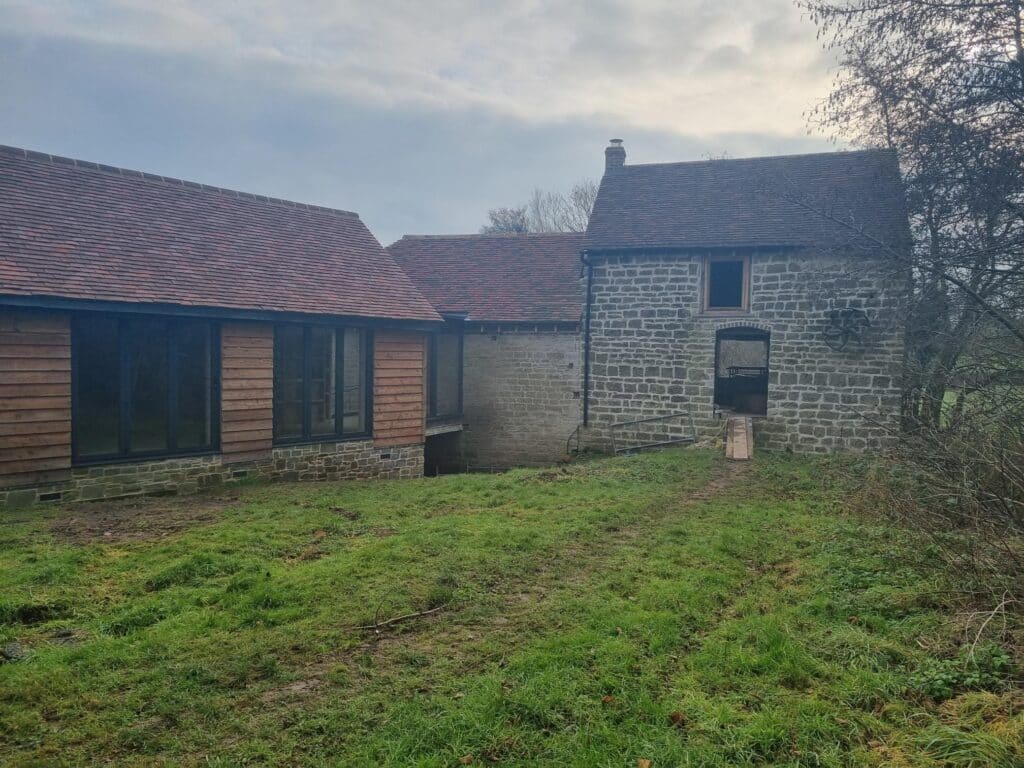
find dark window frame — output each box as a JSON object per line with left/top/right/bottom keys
{"left": 71, "top": 313, "right": 221, "bottom": 465}
{"left": 426, "top": 321, "right": 464, "bottom": 423}
{"left": 703, "top": 253, "right": 752, "bottom": 313}
{"left": 272, "top": 324, "right": 373, "bottom": 445}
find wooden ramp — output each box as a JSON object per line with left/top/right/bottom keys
{"left": 725, "top": 416, "right": 753, "bottom": 461}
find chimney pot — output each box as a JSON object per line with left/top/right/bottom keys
{"left": 605, "top": 138, "right": 626, "bottom": 172}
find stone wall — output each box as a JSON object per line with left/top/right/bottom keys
{"left": 584, "top": 250, "right": 905, "bottom": 453}
{"left": 0, "top": 439, "right": 423, "bottom": 508}
{"left": 458, "top": 329, "right": 582, "bottom": 468}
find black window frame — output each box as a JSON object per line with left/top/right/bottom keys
{"left": 272, "top": 324, "right": 373, "bottom": 445}
{"left": 426, "top": 320, "right": 464, "bottom": 423}
{"left": 71, "top": 313, "right": 221, "bottom": 465}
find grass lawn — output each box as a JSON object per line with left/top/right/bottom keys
{"left": 1, "top": 450, "right": 1021, "bottom": 766}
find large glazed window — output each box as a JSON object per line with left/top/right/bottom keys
{"left": 72, "top": 315, "right": 219, "bottom": 462}
{"left": 272, "top": 325, "right": 371, "bottom": 443}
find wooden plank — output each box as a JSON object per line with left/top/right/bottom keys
{"left": 1, "top": 358, "right": 71, "bottom": 372}
{"left": 5, "top": 312, "right": 70, "bottom": 334}
{"left": 375, "top": 359, "right": 425, "bottom": 371}
{"left": 0, "top": 432, "right": 71, "bottom": 450}
{"left": 0, "top": 333, "right": 71, "bottom": 346}
{"left": 0, "top": 468, "right": 72, "bottom": 487}
{"left": 222, "top": 421, "right": 272, "bottom": 435}
{"left": 375, "top": 350, "right": 425, "bottom": 361}
{"left": 372, "top": 375, "right": 423, "bottom": 386}
{"left": 375, "top": 344, "right": 423, "bottom": 354}
{"left": 222, "top": 440, "right": 272, "bottom": 454}
{"left": 222, "top": 418, "right": 272, "bottom": 431}
{"left": 0, "top": 346, "right": 71, "bottom": 359}
{"left": 221, "top": 380, "right": 273, "bottom": 392}
{"left": 219, "top": 368, "right": 273, "bottom": 380}
{"left": 0, "top": 371, "right": 70, "bottom": 386}
{"left": 0, "top": 384, "right": 71, "bottom": 398}
{"left": 0, "top": 420, "right": 69, "bottom": 437}
{"left": 222, "top": 399, "right": 274, "bottom": 411}
{"left": 374, "top": 383, "right": 423, "bottom": 393}
{"left": 222, "top": 408, "right": 272, "bottom": 423}
{"left": 374, "top": 407, "right": 425, "bottom": 421}
{"left": 222, "top": 430, "right": 273, "bottom": 444}
{"left": 221, "top": 354, "right": 273, "bottom": 366}
{"left": 0, "top": 456, "right": 72, "bottom": 475}
{"left": 374, "top": 397, "right": 421, "bottom": 409}
{"left": 0, "top": 444, "right": 71, "bottom": 462}
{"left": 0, "top": 409, "right": 72, "bottom": 424}
{"left": 0, "top": 396, "right": 71, "bottom": 412}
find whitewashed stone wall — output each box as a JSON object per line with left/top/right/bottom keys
{"left": 584, "top": 250, "right": 905, "bottom": 453}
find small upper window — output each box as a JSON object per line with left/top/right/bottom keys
{"left": 704, "top": 255, "right": 750, "bottom": 312}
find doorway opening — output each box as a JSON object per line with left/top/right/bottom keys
{"left": 714, "top": 327, "right": 769, "bottom": 417}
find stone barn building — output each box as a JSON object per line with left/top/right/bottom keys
{"left": 1, "top": 138, "right": 910, "bottom": 507}
{"left": 390, "top": 143, "right": 908, "bottom": 463}
{"left": 388, "top": 233, "right": 584, "bottom": 470}
{"left": 579, "top": 141, "right": 908, "bottom": 453}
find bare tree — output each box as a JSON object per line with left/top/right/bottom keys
{"left": 800, "top": 0, "right": 1024, "bottom": 606}
{"left": 483, "top": 180, "right": 598, "bottom": 234}
{"left": 526, "top": 180, "right": 598, "bottom": 233}
{"left": 800, "top": 0, "right": 1024, "bottom": 426}
{"left": 480, "top": 206, "right": 530, "bottom": 234}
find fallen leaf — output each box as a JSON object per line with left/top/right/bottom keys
{"left": 601, "top": 695, "right": 616, "bottom": 705}
{"left": 637, "top": 760, "right": 652, "bottom": 768}
{"left": 668, "top": 710, "right": 687, "bottom": 728}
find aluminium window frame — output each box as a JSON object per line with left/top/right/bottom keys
{"left": 70, "top": 312, "right": 222, "bottom": 466}
{"left": 702, "top": 252, "right": 752, "bottom": 314}
{"left": 271, "top": 324, "right": 374, "bottom": 446}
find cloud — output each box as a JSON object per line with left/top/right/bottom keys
{"left": 0, "top": 1, "right": 839, "bottom": 240}
{"left": 1, "top": 0, "right": 834, "bottom": 135}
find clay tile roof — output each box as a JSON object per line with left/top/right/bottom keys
{"left": 584, "top": 149, "right": 908, "bottom": 253}
{"left": 0, "top": 145, "right": 441, "bottom": 322}
{"left": 388, "top": 233, "right": 584, "bottom": 324}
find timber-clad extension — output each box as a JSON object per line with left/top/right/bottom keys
{"left": 0, "top": 144, "right": 440, "bottom": 507}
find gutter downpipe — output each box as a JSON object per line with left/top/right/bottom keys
{"left": 581, "top": 249, "right": 594, "bottom": 426}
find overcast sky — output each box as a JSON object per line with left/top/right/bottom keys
{"left": 0, "top": 0, "right": 840, "bottom": 244}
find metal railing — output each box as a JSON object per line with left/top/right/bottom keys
{"left": 610, "top": 412, "right": 697, "bottom": 455}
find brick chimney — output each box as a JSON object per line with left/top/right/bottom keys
{"left": 605, "top": 138, "right": 626, "bottom": 172}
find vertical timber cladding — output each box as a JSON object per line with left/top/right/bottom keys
{"left": 373, "top": 330, "right": 426, "bottom": 447}
{"left": 220, "top": 322, "right": 274, "bottom": 463}
{"left": 0, "top": 309, "right": 72, "bottom": 487}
